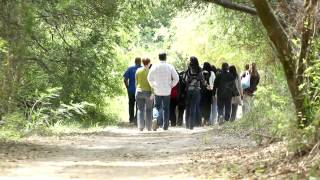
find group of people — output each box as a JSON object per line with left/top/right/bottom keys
{"left": 123, "top": 52, "right": 260, "bottom": 131}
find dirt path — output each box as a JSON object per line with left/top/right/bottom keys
{"left": 0, "top": 125, "right": 255, "bottom": 180}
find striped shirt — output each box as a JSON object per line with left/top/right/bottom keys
{"left": 147, "top": 61, "right": 179, "bottom": 96}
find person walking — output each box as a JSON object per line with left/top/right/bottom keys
{"left": 214, "top": 63, "right": 236, "bottom": 123}
{"left": 210, "top": 65, "right": 218, "bottom": 125}
{"left": 229, "top": 65, "right": 243, "bottom": 121}
{"left": 200, "top": 62, "right": 215, "bottom": 125}
{"left": 147, "top": 52, "right": 179, "bottom": 130}
{"left": 135, "top": 58, "right": 153, "bottom": 131}
{"left": 242, "top": 63, "right": 260, "bottom": 114}
{"left": 169, "top": 84, "right": 178, "bottom": 126}
{"left": 123, "top": 57, "right": 141, "bottom": 124}
{"left": 177, "top": 71, "right": 187, "bottom": 126}
{"left": 184, "top": 56, "right": 205, "bottom": 130}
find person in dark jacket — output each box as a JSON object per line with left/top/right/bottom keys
{"left": 201, "top": 62, "right": 214, "bottom": 125}
{"left": 169, "top": 84, "right": 178, "bottom": 126}
{"left": 185, "top": 56, "right": 205, "bottom": 130}
{"left": 177, "top": 71, "right": 187, "bottom": 126}
{"left": 214, "top": 63, "right": 236, "bottom": 123}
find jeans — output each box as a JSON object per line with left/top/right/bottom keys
{"left": 210, "top": 97, "right": 218, "bottom": 125}
{"left": 136, "top": 91, "right": 153, "bottom": 131}
{"left": 154, "top": 95, "right": 171, "bottom": 130}
{"left": 128, "top": 93, "right": 136, "bottom": 124}
{"left": 186, "top": 89, "right": 201, "bottom": 130}
{"left": 217, "top": 97, "right": 232, "bottom": 121}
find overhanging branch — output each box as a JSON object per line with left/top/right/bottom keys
{"left": 203, "top": 0, "right": 257, "bottom": 16}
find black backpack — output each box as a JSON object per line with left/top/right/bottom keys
{"left": 185, "top": 69, "right": 203, "bottom": 90}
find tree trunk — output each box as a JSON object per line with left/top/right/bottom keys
{"left": 250, "top": 0, "right": 316, "bottom": 126}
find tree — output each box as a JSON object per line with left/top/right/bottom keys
{"left": 200, "top": 0, "right": 320, "bottom": 127}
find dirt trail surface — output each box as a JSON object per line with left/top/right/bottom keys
{"left": 0, "top": 125, "right": 255, "bottom": 180}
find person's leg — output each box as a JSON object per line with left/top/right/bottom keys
{"left": 217, "top": 97, "right": 224, "bottom": 120}
{"left": 210, "top": 97, "right": 218, "bottom": 124}
{"left": 202, "top": 95, "right": 211, "bottom": 125}
{"left": 145, "top": 92, "right": 153, "bottom": 131}
{"left": 224, "top": 97, "right": 232, "bottom": 121}
{"left": 162, "top": 96, "right": 171, "bottom": 130}
{"left": 242, "top": 94, "right": 251, "bottom": 115}
{"left": 230, "top": 103, "right": 238, "bottom": 121}
{"left": 185, "top": 91, "right": 192, "bottom": 129}
{"left": 195, "top": 90, "right": 202, "bottom": 127}
{"left": 177, "top": 104, "right": 184, "bottom": 126}
{"left": 190, "top": 90, "right": 200, "bottom": 130}
{"left": 136, "top": 92, "right": 145, "bottom": 131}
{"left": 169, "top": 98, "right": 177, "bottom": 126}
{"left": 128, "top": 93, "right": 135, "bottom": 123}
{"left": 195, "top": 93, "right": 202, "bottom": 126}
{"left": 231, "top": 104, "right": 239, "bottom": 121}
{"left": 154, "top": 96, "right": 163, "bottom": 127}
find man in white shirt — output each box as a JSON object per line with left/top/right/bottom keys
{"left": 147, "top": 52, "right": 179, "bottom": 130}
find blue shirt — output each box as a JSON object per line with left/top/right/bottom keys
{"left": 123, "top": 65, "right": 141, "bottom": 95}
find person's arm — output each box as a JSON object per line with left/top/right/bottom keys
{"left": 238, "top": 77, "right": 243, "bottom": 97}
{"left": 171, "top": 67, "right": 179, "bottom": 87}
{"left": 123, "top": 68, "right": 130, "bottom": 90}
{"left": 135, "top": 71, "right": 138, "bottom": 88}
{"left": 124, "top": 79, "right": 129, "bottom": 89}
{"left": 209, "top": 72, "right": 215, "bottom": 90}
{"left": 147, "top": 66, "right": 156, "bottom": 88}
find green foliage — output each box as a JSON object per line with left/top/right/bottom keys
{"left": 26, "top": 87, "right": 95, "bottom": 127}
{"left": 0, "top": 0, "right": 132, "bottom": 127}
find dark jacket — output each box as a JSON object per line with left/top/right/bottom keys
{"left": 214, "top": 70, "right": 236, "bottom": 99}
{"left": 178, "top": 71, "right": 187, "bottom": 105}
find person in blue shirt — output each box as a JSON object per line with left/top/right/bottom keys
{"left": 123, "top": 57, "right": 142, "bottom": 124}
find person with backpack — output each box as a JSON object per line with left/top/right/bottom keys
{"left": 147, "top": 52, "right": 179, "bottom": 131}
{"left": 184, "top": 56, "right": 205, "bottom": 130}
{"left": 214, "top": 63, "right": 236, "bottom": 123}
{"left": 229, "top": 65, "right": 243, "bottom": 121}
{"left": 135, "top": 58, "right": 153, "bottom": 131}
{"left": 242, "top": 63, "right": 260, "bottom": 114}
{"left": 200, "top": 62, "right": 215, "bottom": 125}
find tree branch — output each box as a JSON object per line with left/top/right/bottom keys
{"left": 250, "top": 0, "right": 301, "bottom": 115}
{"left": 203, "top": 0, "right": 257, "bottom": 16}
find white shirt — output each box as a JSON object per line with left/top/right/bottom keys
{"left": 209, "top": 71, "right": 216, "bottom": 88}
{"left": 147, "top": 61, "right": 179, "bottom": 96}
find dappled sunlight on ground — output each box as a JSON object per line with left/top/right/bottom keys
{"left": 0, "top": 125, "right": 254, "bottom": 180}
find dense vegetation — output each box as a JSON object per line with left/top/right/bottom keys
{"left": 0, "top": 0, "right": 319, "bottom": 156}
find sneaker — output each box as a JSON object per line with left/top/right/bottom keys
{"left": 152, "top": 119, "right": 158, "bottom": 131}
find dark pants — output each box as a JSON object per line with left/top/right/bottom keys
{"left": 194, "top": 104, "right": 202, "bottom": 126}
{"left": 177, "top": 104, "right": 185, "bottom": 126}
{"left": 217, "top": 97, "right": 232, "bottom": 121}
{"left": 155, "top": 95, "right": 170, "bottom": 130}
{"left": 186, "top": 89, "right": 201, "bottom": 130}
{"left": 201, "top": 93, "right": 212, "bottom": 125}
{"left": 128, "top": 93, "right": 136, "bottom": 124}
{"left": 230, "top": 104, "right": 238, "bottom": 121}
{"left": 169, "top": 98, "right": 178, "bottom": 126}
